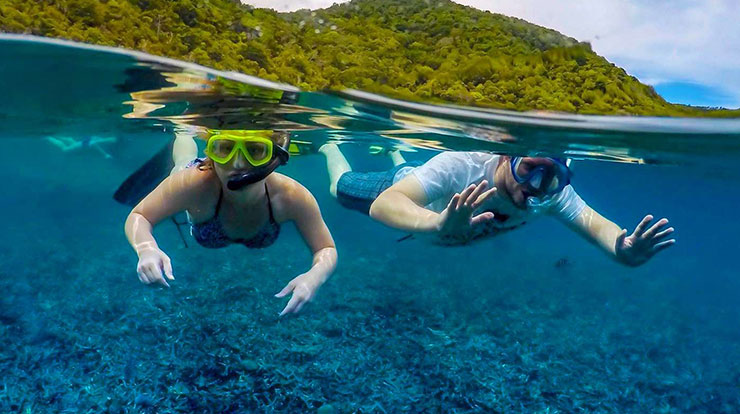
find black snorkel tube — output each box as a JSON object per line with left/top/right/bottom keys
{"left": 226, "top": 145, "right": 291, "bottom": 191}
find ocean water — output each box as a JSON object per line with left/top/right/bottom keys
{"left": 1, "top": 35, "right": 740, "bottom": 413}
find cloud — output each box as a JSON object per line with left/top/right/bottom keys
{"left": 477, "top": 0, "right": 740, "bottom": 107}
{"left": 242, "top": 0, "right": 740, "bottom": 107}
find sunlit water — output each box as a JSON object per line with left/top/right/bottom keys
{"left": 1, "top": 35, "right": 739, "bottom": 413}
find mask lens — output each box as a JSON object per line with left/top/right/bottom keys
{"left": 210, "top": 138, "right": 236, "bottom": 160}
{"left": 513, "top": 157, "right": 570, "bottom": 196}
{"left": 547, "top": 175, "right": 561, "bottom": 193}
{"left": 529, "top": 172, "right": 544, "bottom": 190}
{"left": 245, "top": 141, "right": 271, "bottom": 164}
{"left": 514, "top": 158, "right": 531, "bottom": 179}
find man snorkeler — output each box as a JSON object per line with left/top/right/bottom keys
{"left": 320, "top": 144, "right": 674, "bottom": 266}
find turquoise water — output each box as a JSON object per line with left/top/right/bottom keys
{"left": 2, "top": 35, "right": 740, "bottom": 413}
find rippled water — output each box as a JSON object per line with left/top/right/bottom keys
{"left": 4, "top": 34, "right": 740, "bottom": 166}
{"left": 1, "top": 35, "right": 740, "bottom": 413}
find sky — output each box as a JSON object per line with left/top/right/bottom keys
{"left": 243, "top": 0, "right": 740, "bottom": 108}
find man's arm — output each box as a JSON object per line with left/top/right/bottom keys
{"left": 562, "top": 205, "right": 622, "bottom": 256}
{"left": 369, "top": 175, "right": 441, "bottom": 233}
{"left": 562, "top": 206, "right": 675, "bottom": 267}
{"left": 370, "top": 174, "right": 496, "bottom": 237}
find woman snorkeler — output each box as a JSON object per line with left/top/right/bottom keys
{"left": 124, "top": 129, "right": 337, "bottom": 316}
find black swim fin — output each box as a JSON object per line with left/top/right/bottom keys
{"left": 114, "top": 139, "right": 190, "bottom": 247}
{"left": 396, "top": 234, "right": 415, "bottom": 242}
{"left": 113, "top": 139, "right": 175, "bottom": 207}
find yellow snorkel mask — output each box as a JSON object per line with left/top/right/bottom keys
{"left": 205, "top": 130, "right": 276, "bottom": 166}
{"left": 204, "top": 130, "right": 291, "bottom": 190}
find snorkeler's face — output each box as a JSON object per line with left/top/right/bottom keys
{"left": 212, "top": 150, "right": 259, "bottom": 189}
{"left": 502, "top": 157, "right": 563, "bottom": 209}
{"left": 494, "top": 157, "right": 524, "bottom": 209}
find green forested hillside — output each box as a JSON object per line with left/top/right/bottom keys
{"left": 1, "top": 0, "right": 737, "bottom": 116}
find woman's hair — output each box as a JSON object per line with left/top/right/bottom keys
{"left": 272, "top": 130, "right": 290, "bottom": 149}
{"left": 197, "top": 157, "right": 214, "bottom": 171}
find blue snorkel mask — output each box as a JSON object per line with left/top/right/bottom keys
{"left": 510, "top": 156, "right": 572, "bottom": 211}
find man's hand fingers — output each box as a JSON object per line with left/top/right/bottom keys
{"left": 457, "top": 184, "right": 476, "bottom": 209}
{"left": 652, "top": 227, "right": 674, "bottom": 241}
{"left": 448, "top": 193, "right": 461, "bottom": 211}
{"left": 472, "top": 187, "right": 497, "bottom": 210}
{"left": 274, "top": 282, "right": 294, "bottom": 298}
{"left": 633, "top": 214, "right": 653, "bottom": 237}
{"left": 642, "top": 218, "right": 669, "bottom": 239}
{"left": 465, "top": 181, "right": 487, "bottom": 208}
{"left": 652, "top": 239, "right": 675, "bottom": 253}
{"left": 615, "top": 228, "right": 628, "bottom": 250}
{"left": 471, "top": 212, "right": 495, "bottom": 226}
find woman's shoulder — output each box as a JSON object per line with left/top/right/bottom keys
{"left": 268, "top": 173, "right": 313, "bottom": 200}
{"left": 267, "top": 173, "right": 317, "bottom": 221}
{"left": 169, "top": 164, "right": 220, "bottom": 198}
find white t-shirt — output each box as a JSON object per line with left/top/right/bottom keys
{"left": 393, "top": 152, "right": 586, "bottom": 241}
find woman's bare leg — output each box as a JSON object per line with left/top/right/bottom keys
{"left": 171, "top": 129, "right": 198, "bottom": 174}
{"left": 389, "top": 149, "right": 406, "bottom": 167}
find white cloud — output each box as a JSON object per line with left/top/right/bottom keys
{"left": 478, "top": 0, "right": 740, "bottom": 106}
{"left": 242, "top": 0, "right": 740, "bottom": 107}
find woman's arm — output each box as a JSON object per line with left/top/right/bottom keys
{"left": 273, "top": 176, "right": 337, "bottom": 316}
{"left": 125, "top": 169, "right": 197, "bottom": 251}
{"left": 125, "top": 168, "right": 208, "bottom": 285}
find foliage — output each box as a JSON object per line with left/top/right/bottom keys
{"left": 1, "top": 0, "right": 738, "bottom": 117}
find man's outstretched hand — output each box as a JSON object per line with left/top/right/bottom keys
{"left": 437, "top": 180, "right": 497, "bottom": 242}
{"left": 616, "top": 214, "right": 675, "bottom": 267}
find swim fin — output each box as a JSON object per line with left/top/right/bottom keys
{"left": 288, "top": 139, "right": 320, "bottom": 156}
{"left": 396, "top": 234, "right": 415, "bottom": 242}
{"left": 113, "top": 139, "right": 190, "bottom": 247}
{"left": 368, "top": 145, "right": 391, "bottom": 156}
{"left": 113, "top": 139, "right": 175, "bottom": 207}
